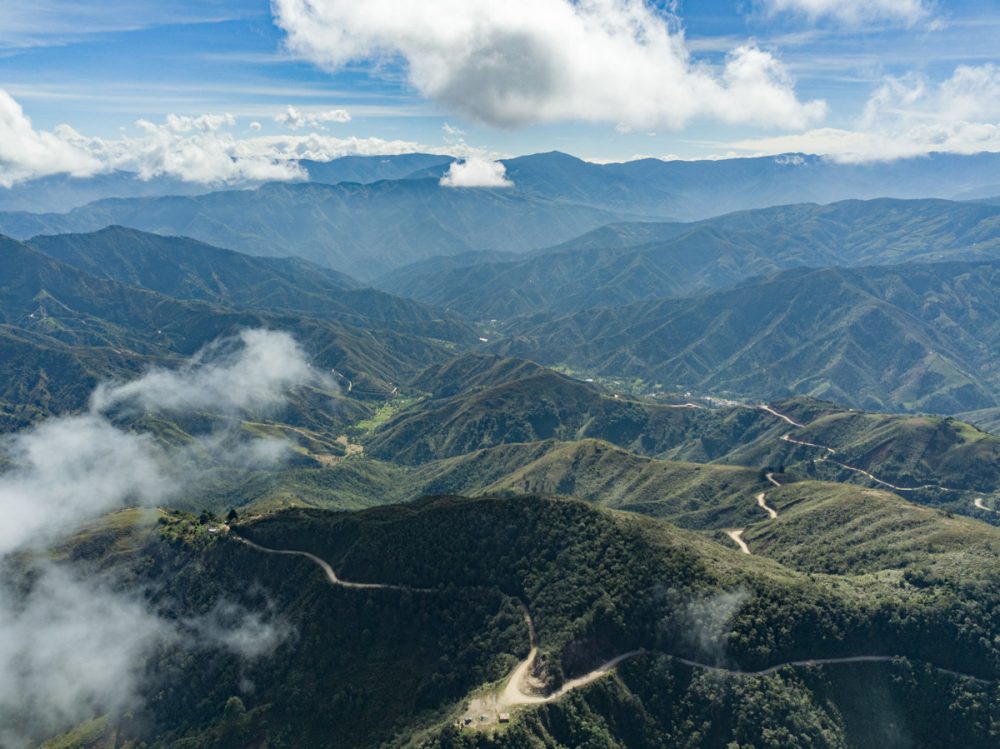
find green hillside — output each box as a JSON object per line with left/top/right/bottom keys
{"left": 38, "top": 493, "right": 1000, "bottom": 748}
{"left": 496, "top": 260, "right": 1000, "bottom": 413}
{"left": 28, "top": 227, "right": 474, "bottom": 343}
{"left": 0, "top": 180, "right": 624, "bottom": 279}
{"left": 377, "top": 198, "right": 1000, "bottom": 318}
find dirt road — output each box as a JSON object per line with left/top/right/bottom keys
{"left": 759, "top": 404, "right": 804, "bottom": 428}
{"left": 232, "top": 535, "right": 425, "bottom": 592}
{"left": 756, "top": 492, "right": 778, "bottom": 520}
{"left": 726, "top": 529, "right": 751, "bottom": 554}
{"left": 766, "top": 406, "right": 955, "bottom": 494}
{"left": 668, "top": 654, "right": 993, "bottom": 685}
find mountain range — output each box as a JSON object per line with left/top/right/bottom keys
{"left": 377, "top": 198, "right": 1000, "bottom": 318}
{"left": 10, "top": 149, "right": 1000, "bottom": 749}
{"left": 5, "top": 151, "right": 1000, "bottom": 279}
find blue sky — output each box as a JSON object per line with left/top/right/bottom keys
{"left": 1, "top": 0, "right": 999, "bottom": 177}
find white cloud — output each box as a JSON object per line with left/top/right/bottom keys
{"left": 440, "top": 157, "right": 513, "bottom": 188}
{"left": 0, "top": 565, "right": 172, "bottom": 748}
{"left": 0, "top": 90, "right": 492, "bottom": 186}
{"left": 760, "top": 0, "right": 931, "bottom": 25}
{"left": 728, "top": 64, "right": 1000, "bottom": 161}
{"left": 271, "top": 0, "right": 826, "bottom": 130}
{"left": 0, "top": 328, "right": 310, "bottom": 747}
{"left": 2, "top": 330, "right": 326, "bottom": 555}
{"left": 92, "top": 329, "right": 327, "bottom": 416}
{"left": 60, "top": 116, "right": 306, "bottom": 184}
{"left": 0, "top": 90, "right": 102, "bottom": 187}
{"left": 274, "top": 104, "right": 352, "bottom": 130}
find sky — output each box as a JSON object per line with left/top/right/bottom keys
{"left": 1, "top": 0, "right": 1000, "bottom": 185}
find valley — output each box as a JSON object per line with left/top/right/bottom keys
{"left": 6, "top": 158, "right": 1000, "bottom": 749}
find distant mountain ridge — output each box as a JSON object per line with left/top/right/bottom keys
{"left": 492, "top": 259, "right": 1000, "bottom": 413}
{"left": 377, "top": 198, "right": 1000, "bottom": 318}
{"left": 26, "top": 226, "right": 472, "bottom": 340}
{"left": 6, "top": 151, "right": 1000, "bottom": 277}
{"left": 0, "top": 179, "right": 625, "bottom": 279}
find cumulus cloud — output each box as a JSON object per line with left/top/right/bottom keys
{"left": 0, "top": 90, "right": 444, "bottom": 187}
{"left": 0, "top": 329, "right": 311, "bottom": 747}
{"left": 274, "top": 105, "right": 351, "bottom": 130}
{"left": 271, "top": 0, "right": 826, "bottom": 130}
{"left": 60, "top": 115, "right": 306, "bottom": 184}
{"left": 729, "top": 64, "right": 1000, "bottom": 161}
{"left": 0, "top": 90, "right": 102, "bottom": 187}
{"left": 440, "top": 157, "right": 513, "bottom": 188}
{"left": 760, "top": 0, "right": 931, "bottom": 25}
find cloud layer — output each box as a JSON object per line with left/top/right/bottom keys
{"left": 0, "top": 91, "right": 437, "bottom": 187}
{"left": 730, "top": 64, "right": 1000, "bottom": 161}
{"left": 0, "top": 329, "right": 316, "bottom": 746}
{"left": 272, "top": 0, "right": 826, "bottom": 130}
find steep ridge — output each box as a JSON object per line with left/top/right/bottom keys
{"left": 496, "top": 260, "right": 1000, "bottom": 413}
{"left": 377, "top": 198, "right": 1000, "bottom": 318}
{"left": 0, "top": 180, "right": 624, "bottom": 279}
{"left": 27, "top": 226, "right": 475, "bottom": 343}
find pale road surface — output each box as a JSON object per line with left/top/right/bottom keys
{"left": 766, "top": 472, "right": 782, "bottom": 488}
{"left": 726, "top": 529, "right": 751, "bottom": 554}
{"left": 759, "top": 404, "right": 804, "bottom": 428}
{"left": 232, "top": 535, "right": 427, "bottom": 592}
{"left": 975, "top": 497, "right": 997, "bottom": 513}
{"left": 766, "top": 405, "right": 957, "bottom": 494}
{"left": 756, "top": 492, "right": 778, "bottom": 520}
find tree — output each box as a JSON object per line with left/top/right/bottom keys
{"left": 224, "top": 696, "right": 246, "bottom": 723}
{"left": 226, "top": 508, "right": 239, "bottom": 523}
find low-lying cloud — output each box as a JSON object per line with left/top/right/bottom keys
{"left": 0, "top": 565, "right": 169, "bottom": 747}
{"left": 0, "top": 328, "right": 317, "bottom": 746}
{"left": 272, "top": 0, "right": 826, "bottom": 131}
{"left": 440, "top": 158, "right": 513, "bottom": 188}
{"left": 92, "top": 328, "right": 329, "bottom": 417}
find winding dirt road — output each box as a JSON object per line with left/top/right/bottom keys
{"left": 975, "top": 497, "right": 998, "bottom": 513}
{"left": 759, "top": 404, "right": 804, "bottom": 428}
{"left": 668, "top": 654, "right": 993, "bottom": 685}
{"left": 232, "top": 535, "right": 425, "bottom": 592}
{"left": 726, "top": 529, "right": 751, "bottom": 555}
{"left": 766, "top": 406, "right": 956, "bottom": 494}
{"left": 756, "top": 492, "right": 778, "bottom": 520}
{"left": 233, "top": 531, "right": 994, "bottom": 732}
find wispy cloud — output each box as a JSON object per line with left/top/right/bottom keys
{"left": 0, "top": 1, "right": 261, "bottom": 49}
{"left": 0, "top": 328, "right": 312, "bottom": 747}
{"left": 274, "top": 104, "right": 351, "bottom": 130}
{"left": 728, "top": 63, "right": 1000, "bottom": 161}
{"left": 757, "top": 0, "right": 933, "bottom": 26}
